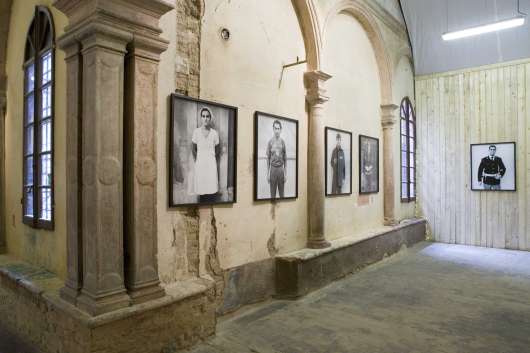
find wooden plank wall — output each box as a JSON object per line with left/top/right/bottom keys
{"left": 416, "top": 59, "right": 529, "bottom": 250}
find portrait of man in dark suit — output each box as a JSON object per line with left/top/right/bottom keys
{"left": 330, "top": 133, "right": 346, "bottom": 194}
{"left": 471, "top": 142, "right": 515, "bottom": 192}
{"left": 478, "top": 145, "right": 506, "bottom": 190}
{"left": 325, "top": 127, "right": 352, "bottom": 196}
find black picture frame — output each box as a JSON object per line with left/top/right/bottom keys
{"left": 470, "top": 142, "right": 516, "bottom": 192}
{"left": 325, "top": 127, "right": 353, "bottom": 197}
{"left": 169, "top": 93, "right": 238, "bottom": 207}
{"left": 253, "top": 111, "right": 299, "bottom": 201}
{"left": 359, "top": 135, "right": 379, "bottom": 194}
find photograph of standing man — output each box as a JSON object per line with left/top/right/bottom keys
{"left": 330, "top": 133, "right": 346, "bottom": 194}
{"left": 266, "top": 120, "right": 287, "bottom": 198}
{"left": 478, "top": 145, "right": 506, "bottom": 190}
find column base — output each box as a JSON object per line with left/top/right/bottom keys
{"left": 59, "top": 285, "right": 80, "bottom": 306}
{"left": 128, "top": 281, "right": 165, "bottom": 305}
{"left": 384, "top": 218, "right": 398, "bottom": 226}
{"left": 307, "top": 239, "right": 331, "bottom": 249}
{"left": 77, "top": 290, "right": 130, "bottom": 316}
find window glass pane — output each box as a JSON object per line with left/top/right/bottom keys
{"left": 41, "top": 51, "right": 52, "bottom": 85}
{"left": 40, "top": 188, "right": 51, "bottom": 221}
{"left": 401, "top": 183, "right": 408, "bottom": 198}
{"left": 41, "top": 120, "right": 51, "bottom": 152}
{"left": 41, "top": 85, "right": 52, "bottom": 118}
{"left": 410, "top": 167, "right": 416, "bottom": 182}
{"left": 410, "top": 183, "right": 415, "bottom": 197}
{"left": 401, "top": 119, "right": 407, "bottom": 134}
{"left": 25, "top": 126, "right": 34, "bottom": 154}
{"left": 402, "top": 151, "right": 408, "bottom": 166}
{"left": 410, "top": 152, "right": 415, "bottom": 168}
{"left": 25, "top": 157, "right": 33, "bottom": 185}
{"left": 401, "top": 135, "right": 408, "bottom": 152}
{"left": 26, "top": 65, "right": 35, "bottom": 92}
{"left": 409, "top": 137, "right": 415, "bottom": 152}
{"left": 26, "top": 94, "right": 34, "bottom": 124}
{"left": 40, "top": 154, "right": 52, "bottom": 186}
{"left": 401, "top": 167, "right": 408, "bottom": 183}
{"left": 25, "top": 186, "right": 34, "bottom": 217}
{"left": 409, "top": 122, "right": 415, "bottom": 138}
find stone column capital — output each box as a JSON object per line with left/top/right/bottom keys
{"left": 304, "top": 70, "right": 332, "bottom": 106}
{"left": 54, "top": 0, "right": 174, "bottom": 37}
{"left": 128, "top": 34, "right": 170, "bottom": 62}
{"left": 381, "top": 103, "right": 399, "bottom": 129}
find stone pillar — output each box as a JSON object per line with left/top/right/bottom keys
{"left": 58, "top": 41, "right": 83, "bottom": 304}
{"left": 305, "top": 70, "right": 332, "bottom": 249}
{"left": 54, "top": 0, "right": 174, "bottom": 315}
{"left": 123, "top": 36, "right": 168, "bottom": 304}
{"left": 0, "top": 89, "right": 5, "bottom": 254}
{"left": 381, "top": 103, "right": 399, "bottom": 226}
{"left": 74, "top": 26, "right": 133, "bottom": 316}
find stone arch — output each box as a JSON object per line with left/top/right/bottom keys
{"left": 291, "top": 0, "right": 322, "bottom": 71}
{"left": 322, "top": 0, "right": 393, "bottom": 105}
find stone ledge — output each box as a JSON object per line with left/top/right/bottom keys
{"left": 275, "top": 219, "right": 427, "bottom": 298}
{"left": 279, "top": 218, "right": 426, "bottom": 262}
{"left": 0, "top": 255, "right": 217, "bottom": 353}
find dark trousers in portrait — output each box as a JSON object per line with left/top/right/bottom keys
{"left": 270, "top": 166, "right": 285, "bottom": 198}
{"left": 199, "top": 193, "right": 218, "bottom": 203}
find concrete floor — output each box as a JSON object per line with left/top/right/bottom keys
{"left": 2, "top": 242, "right": 530, "bottom": 353}
{"left": 186, "top": 242, "right": 530, "bottom": 353}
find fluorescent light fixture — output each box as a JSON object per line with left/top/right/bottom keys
{"left": 442, "top": 17, "right": 525, "bottom": 41}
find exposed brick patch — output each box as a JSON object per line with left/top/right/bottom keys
{"left": 175, "top": 0, "right": 202, "bottom": 97}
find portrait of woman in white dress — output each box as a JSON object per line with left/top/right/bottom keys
{"left": 170, "top": 94, "right": 237, "bottom": 207}
{"left": 191, "top": 107, "right": 220, "bottom": 202}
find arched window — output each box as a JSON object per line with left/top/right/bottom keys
{"left": 23, "top": 6, "right": 54, "bottom": 229}
{"left": 400, "top": 97, "right": 415, "bottom": 202}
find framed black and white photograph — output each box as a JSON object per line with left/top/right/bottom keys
{"left": 359, "top": 135, "right": 379, "bottom": 194}
{"left": 470, "top": 142, "right": 516, "bottom": 191}
{"left": 254, "top": 112, "right": 298, "bottom": 201}
{"left": 325, "top": 127, "right": 352, "bottom": 196}
{"left": 169, "top": 94, "right": 237, "bottom": 206}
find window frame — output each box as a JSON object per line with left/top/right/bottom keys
{"left": 22, "top": 6, "right": 55, "bottom": 230}
{"left": 400, "top": 97, "right": 416, "bottom": 203}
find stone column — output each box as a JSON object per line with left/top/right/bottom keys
{"left": 58, "top": 40, "right": 82, "bottom": 304}
{"left": 123, "top": 36, "right": 168, "bottom": 304}
{"left": 74, "top": 26, "right": 133, "bottom": 316}
{"left": 305, "top": 70, "right": 332, "bottom": 249}
{"left": 0, "top": 89, "right": 5, "bottom": 254}
{"left": 381, "top": 103, "right": 399, "bottom": 226}
{"left": 54, "top": 0, "right": 174, "bottom": 314}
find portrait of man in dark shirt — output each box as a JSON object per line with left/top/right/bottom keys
{"left": 478, "top": 145, "right": 506, "bottom": 190}
{"left": 266, "top": 120, "right": 287, "bottom": 198}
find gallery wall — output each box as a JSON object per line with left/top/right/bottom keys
{"left": 154, "top": 0, "right": 417, "bottom": 283}
{"left": 416, "top": 59, "right": 530, "bottom": 250}
{"left": 1, "top": 0, "right": 416, "bottom": 286}
{"left": 322, "top": 13, "right": 384, "bottom": 240}
{"left": 3, "top": 0, "right": 67, "bottom": 278}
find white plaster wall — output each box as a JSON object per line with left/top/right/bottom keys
{"left": 322, "top": 13, "right": 384, "bottom": 240}
{"left": 199, "top": 0, "right": 308, "bottom": 270}
{"left": 393, "top": 55, "right": 416, "bottom": 221}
